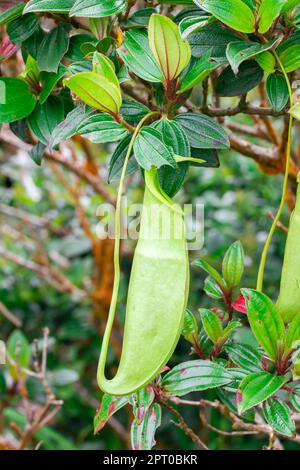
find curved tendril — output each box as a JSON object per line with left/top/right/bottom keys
{"left": 98, "top": 111, "right": 160, "bottom": 379}
{"left": 256, "top": 52, "right": 294, "bottom": 292}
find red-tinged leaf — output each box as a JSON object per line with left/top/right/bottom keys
{"left": 241, "top": 289, "right": 286, "bottom": 360}
{"left": 130, "top": 385, "right": 155, "bottom": 425}
{"left": 94, "top": 394, "right": 129, "bottom": 434}
{"left": 162, "top": 360, "right": 234, "bottom": 396}
{"left": 237, "top": 371, "right": 285, "bottom": 414}
{"left": 232, "top": 294, "right": 247, "bottom": 314}
{"left": 131, "top": 403, "right": 161, "bottom": 450}
{"left": 0, "top": 34, "right": 19, "bottom": 61}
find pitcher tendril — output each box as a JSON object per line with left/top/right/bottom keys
{"left": 256, "top": 52, "right": 294, "bottom": 293}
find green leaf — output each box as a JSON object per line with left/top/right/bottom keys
{"left": 148, "top": 14, "right": 191, "bottom": 82}
{"left": 223, "top": 368, "right": 249, "bottom": 393}
{"left": 152, "top": 118, "right": 190, "bottom": 196}
{"left": 0, "top": 77, "right": 36, "bottom": 123}
{"left": 131, "top": 403, "right": 161, "bottom": 450}
{"left": 255, "top": 51, "right": 276, "bottom": 73}
{"left": 282, "top": 0, "right": 299, "bottom": 13}
{"left": 193, "top": 258, "right": 225, "bottom": 287}
{"left": 120, "top": 100, "right": 150, "bottom": 124}
{"left": 10, "top": 119, "right": 31, "bottom": 143}
{"left": 162, "top": 360, "right": 234, "bottom": 396}
{"left": 289, "top": 388, "right": 300, "bottom": 412}
{"left": 117, "top": 64, "right": 131, "bottom": 84}
{"left": 152, "top": 119, "right": 190, "bottom": 157}
{"left": 24, "top": 0, "right": 75, "bottom": 13}
{"left": 175, "top": 112, "right": 229, "bottom": 149}
{"left": 108, "top": 135, "right": 139, "bottom": 182}
{"left": 217, "top": 388, "right": 255, "bottom": 421}
{"left": 133, "top": 127, "right": 176, "bottom": 170}
{"left": 130, "top": 386, "right": 155, "bottom": 424}
{"left": 50, "top": 105, "right": 93, "bottom": 148}
{"left": 118, "top": 29, "right": 164, "bottom": 83}
{"left": 289, "top": 102, "right": 300, "bottom": 121}
{"left": 285, "top": 313, "right": 300, "bottom": 352}
{"left": 190, "top": 147, "right": 219, "bottom": 167}
{"left": 7, "top": 13, "right": 39, "bottom": 44}
{"left": 68, "top": 60, "right": 93, "bottom": 75}
{"left": 22, "top": 55, "right": 40, "bottom": 86}
{"left": 39, "top": 65, "right": 67, "bottom": 104}
{"left": 277, "top": 31, "right": 300, "bottom": 55}
{"left": 226, "top": 40, "right": 278, "bottom": 75}
{"left": 216, "top": 60, "right": 264, "bottom": 97}
{"left": 92, "top": 52, "right": 119, "bottom": 87}
{"left": 203, "top": 276, "right": 224, "bottom": 299}
{"left": 94, "top": 394, "right": 129, "bottom": 434}
{"left": 29, "top": 142, "right": 46, "bottom": 165}
{"left": 242, "top": 289, "right": 286, "bottom": 360}
{"left": 37, "top": 25, "right": 70, "bottom": 73}
{"left": 179, "top": 51, "right": 219, "bottom": 93}
{"left": 28, "top": 96, "right": 64, "bottom": 145}
{"left": 64, "top": 71, "right": 122, "bottom": 114}
{"left": 22, "top": 27, "right": 45, "bottom": 60}
{"left": 70, "top": 0, "right": 127, "bottom": 18}
{"left": 7, "top": 330, "right": 30, "bottom": 367}
{"left": 222, "top": 321, "right": 241, "bottom": 341}
{"left": 225, "top": 343, "right": 263, "bottom": 373}
{"left": 158, "top": 160, "right": 188, "bottom": 196}
{"left": 77, "top": 113, "right": 128, "bottom": 143}
{"left": 122, "top": 7, "right": 156, "bottom": 27}
{"left": 189, "top": 23, "right": 241, "bottom": 59}
{"left": 280, "top": 45, "right": 300, "bottom": 73}
{"left": 158, "top": 0, "right": 194, "bottom": 3}
{"left": 179, "top": 14, "right": 212, "bottom": 39}
{"left": 199, "top": 309, "right": 223, "bottom": 344}
{"left": 0, "top": 3, "right": 25, "bottom": 26}
{"left": 263, "top": 398, "right": 295, "bottom": 436}
{"left": 222, "top": 240, "right": 244, "bottom": 289}
{"left": 266, "top": 72, "right": 289, "bottom": 112}
{"left": 182, "top": 308, "right": 198, "bottom": 342}
{"left": 237, "top": 371, "right": 286, "bottom": 414}
{"left": 195, "top": 0, "right": 255, "bottom": 33}
{"left": 7, "top": 330, "right": 31, "bottom": 378}
{"left": 258, "top": 0, "right": 286, "bottom": 34}
{"left": 65, "top": 33, "right": 96, "bottom": 61}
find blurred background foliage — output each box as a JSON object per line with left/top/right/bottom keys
{"left": 0, "top": 122, "right": 290, "bottom": 449}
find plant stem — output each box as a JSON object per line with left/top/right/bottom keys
{"left": 256, "top": 52, "right": 294, "bottom": 292}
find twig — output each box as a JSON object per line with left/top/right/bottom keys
{"left": 0, "top": 203, "right": 66, "bottom": 236}
{"left": 159, "top": 399, "right": 209, "bottom": 450}
{"left": 0, "top": 126, "right": 116, "bottom": 205}
{"left": 226, "top": 121, "right": 271, "bottom": 141}
{"left": 266, "top": 211, "right": 289, "bottom": 233}
{"left": 0, "top": 301, "right": 22, "bottom": 327}
{"left": 0, "top": 247, "right": 87, "bottom": 299}
{"left": 229, "top": 134, "right": 280, "bottom": 168}
{"left": 186, "top": 100, "right": 287, "bottom": 117}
